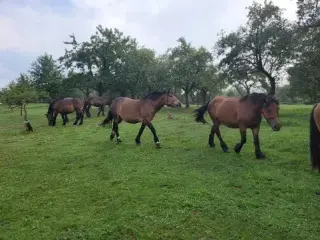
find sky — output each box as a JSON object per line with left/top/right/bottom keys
{"left": 0, "top": 0, "right": 297, "bottom": 88}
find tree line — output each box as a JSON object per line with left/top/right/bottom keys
{"left": 1, "top": 0, "right": 319, "bottom": 108}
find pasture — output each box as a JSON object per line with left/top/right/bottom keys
{"left": 0, "top": 103, "right": 320, "bottom": 240}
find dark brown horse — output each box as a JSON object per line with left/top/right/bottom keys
{"left": 194, "top": 93, "right": 281, "bottom": 159}
{"left": 310, "top": 103, "right": 320, "bottom": 171}
{"left": 45, "top": 97, "right": 85, "bottom": 126}
{"left": 100, "top": 91, "right": 182, "bottom": 148}
{"left": 84, "top": 96, "right": 112, "bottom": 117}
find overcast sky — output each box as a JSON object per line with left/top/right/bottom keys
{"left": 0, "top": 0, "right": 297, "bottom": 88}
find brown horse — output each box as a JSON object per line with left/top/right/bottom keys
{"left": 45, "top": 97, "right": 85, "bottom": 126}
{"left": 310, "top": 103, "right": 320, "bottom": 171}
{"left": 100, "top": 91, "right": 182, "bottom": 148}
{"left": 193, "top": 93, "right": 281, "bottom": 159}
{"left": 84, "top": 96, "right": 112, "bottom": 117}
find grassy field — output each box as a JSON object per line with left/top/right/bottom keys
{"left": 0, "top": 103, "right": 320, "bottom": 240}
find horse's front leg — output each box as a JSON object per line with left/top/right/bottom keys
{"left": 234, "top": 127, "right": 247, "bottom": 153}
{"left": 135, "top": 123, "right": 146, "bottom": 145}
{"left": 251, "top": 127, "right": 265, "bottom": 159}
{"left": 86, "top": 104, "right": 91, "bottom": 118}
{"left": 146, "top": 121, "right": 161, "bottom": 148}
{"left": 52, "top": 112, "right": 58, "bottom": 126}
{"left": 214, "top": 122, "right": 229, "bottom": 152}
{"left": 61, "top": 113, "right": 67, "bottom": 125}
{"left": 79, "top": 111, "right": 84, "bottom": 125}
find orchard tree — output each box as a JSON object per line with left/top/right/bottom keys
{"left": 216, "top": 0, "right": 293, "bottom": 95}
{"left": 30, "top": 53, "right": 63, "bottom": 99}
{"left": 168, "top": 37, "right": 213, "bottom": 108}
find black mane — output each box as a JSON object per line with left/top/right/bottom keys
{"left": 143, "top": 91, "right": 167, "bottom": 100}
{"left": 239, "top": 92, "right": 268, "bottom": 104}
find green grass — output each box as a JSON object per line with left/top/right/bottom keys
{"left": 0, "top": 103, "right": 319, "bottom": 240}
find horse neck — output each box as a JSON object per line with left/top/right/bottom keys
{"left": 144, "top": 97, "right": 165, "bottom": 113}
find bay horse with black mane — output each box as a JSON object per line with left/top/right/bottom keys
{"left": 193, "top": 93, "right": 281, "bottom": 159}
{"left": 84, "top": 96, "right": 112, "bottom": 117}
{"left": 310, "top": 103, "right": 320, "bottom": 172}
{"left": 100, "top": 91, "right": 182, "bottom": 148}
{"left": 45, "top": 97, "right": 85, "bottom": 126}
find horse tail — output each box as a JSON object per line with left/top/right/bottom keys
{"left": 310, "top": 103, "right": 320, "bottom": 171}
{"left": 193, "top": 101, "right": 210, "bottom": 124}
{"left": 100, "top": 110, "right": 113, "bottom": 127}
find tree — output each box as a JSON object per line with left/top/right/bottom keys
{"left": 285, "top": 0, "right": 320, "bottom": 102}
{"left": 198, "top": 65, "right": 226, "bottom": 104}
{"left": 168, "top": 37, "right": 213, "bottom": 108}
{"left": 29, "top": 53, "right": 63, "bottom": 99}
{"left": 216, "top": 0, "right": 293, "bottom": 95}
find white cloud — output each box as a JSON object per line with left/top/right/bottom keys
{"left": 0, "top": 0, "right": 297, "bottom": 56}
{"left": 0, "top": 0, "right": 297, "bottom": 87}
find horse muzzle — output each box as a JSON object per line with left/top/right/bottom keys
{"left": 268, "top": 119, "right": 281, "bottom": 132}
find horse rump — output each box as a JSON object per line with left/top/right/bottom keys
{"left": 310, "top": 104, "right": 320, "bottom": 171}
{"left": 100, "top": 110, "right": 113, "bottom": 127}
{"left": 193, "top": 101, "right": 210, "bottom": 124}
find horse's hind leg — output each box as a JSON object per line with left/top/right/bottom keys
{"left": 135, "top": 123, "right": 146, "bottom": 145}
{"left": 112, "top": 117, "right": 122, "bottom": 143}
{"left": 234, "top": 127, "right": 247, "bottom": 153}
{"left": 209, "top": 125, "right": 215, "bottom": 147}
{"left": 214, "top": 123, "right": 229, "bottom": 152}
{"left": 73, "top": 112, "right": 80, "bottom": 125}
{"left": 78, "top": 111, "right": 84, "bottom": 125}
{"left": 97, "top": 106, "right": 101, "bottom": 117}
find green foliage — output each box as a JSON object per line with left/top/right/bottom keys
{"left": 29, "top": 53, "right": 63, "bottom": 99}
{"left": 216, "top": 0, "right": 293, "bottom": 95}
{"left": 168, "top": 37, "right": 214, "bottom": 107}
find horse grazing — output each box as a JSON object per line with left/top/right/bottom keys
{"left": 45, "top": 97, "right": 85, "bottom": 126}
{"left": 84, "top": 96, "right": 112, "bottom": 117}
{"left": 310, "top": 103, "right": 320, "bottom": 172}
{"left": 193, "top": 93, "right": 281, "bottom": 159}
{"left": 100, "top": 91, "right": 182, "bottom": 148}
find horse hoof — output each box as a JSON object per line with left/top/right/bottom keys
{"left": 234, "top": 143, "right": 242, "bottom": 153}
{"left": 209, "top": 144, "right": 215, "bottom": 148}
{"left": 116, "top": 137, "right": 122, "bottom": 144}
{"left": 155, "top": 142, "right": 161, "bottom": 148}
{"left": 135, "top": 140, "right": 141, "bottom": 145}
{"left": 110, "top": 135, "right": 115, "bottom": 141}
{"left": 256, "top": 152, "right": 266, "bottom": 159}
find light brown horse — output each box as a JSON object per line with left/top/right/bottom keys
{"left": 84, "top": 96, "right": 112, "bottom": 117}
{"left": 194, "top": 93, "right": 281, "bottom": 159}
{"left": 100, "top": 91, "right": 182, "bottom": 148}
{"left": 310, "top": 103, "right": 320, "bottom": 171}
{"left": 45, "top": 97, "right": 85, "bottom": 126}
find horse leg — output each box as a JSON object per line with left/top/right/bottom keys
{"left": 73, "top": 112, "right": 80, "bottom": 125}
{"left": 234, "top": 127, "right": 247, "bottom": 153}
{"left": 208, "top": 125, "right": 215, "bottom": 148}
{"left": 251, "top": 127, "right": 265, "bottom": 159}
{"left": 110, "top": 121, "right": 116, "bottom": 141}
{"left": 52, "top": 113, "right": 58, "bottom": 126}
{"left": 86, "top": 104, "right": 91, "bottom": 118}
{"left": 61, "top": 113, "right": 67, "bottom": 125}
{"left": 214, "top": 123, "right": 229, "bottom": 152}
{"left": 97, "top": 106, "right": 101, "bottom": 117}
{"left": 78, "top": 111, "right": 84, "bottom": 125}
{"left": 101, "top": 106, "right": 105, "bottom": 116}
{"left": 146, "top": 122, "right": 161, "bottom": 148}
{"left": 135, "top": 123, "right": 146, "bottom": 145}
{"left": 114, "top": 119, "right": 122, "bottom": 144}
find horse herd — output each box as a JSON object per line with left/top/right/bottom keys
{"left": 45, "top": 90, "right": 320, "bottom": 171}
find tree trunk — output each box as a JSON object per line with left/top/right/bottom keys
{"left": 260, "top": 68, "right": 276, "bottom": 95}
{"left": 201, "top": 89, "right": 207, "bottom": 105}
{"left": 185, "top": 92, "right": 190, "bottom": 108}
